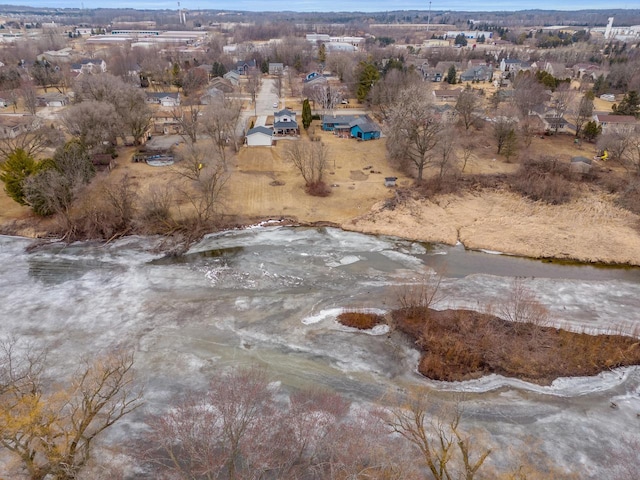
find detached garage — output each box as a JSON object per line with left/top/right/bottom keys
{"left": 246, "top": 126, "right": 273, "bottom": 147}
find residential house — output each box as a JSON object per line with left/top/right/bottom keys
{"left": 419, "top": 63, "right": 442, "bottom": 82}
{"left": 572, "top": 63, "right": 603, "bottom": 80}
{"left": 544, "top": 62, "right": 567, "bottom": 79}
{"left": 0, "top": 115, "right": 36, "bottom": 139}
{"left": 269, "top": 62, "right": 284, "bottom": 75}
{"left": 36, "top": 92, "right": 69, "bottom": 107}
{"left": 223, "top": 70, "right": 240, "bottom": 86}
{"left": 349, "top": 117, "right": 381, "bottom": 141}
{"left": 208, "top": 77, "right": 234, "bottom": 94}
{"left": 273, "top": 109, "right": 299, "bottom": 136}
{"left": 200, "top": 87, "right": 224, "bottom": 105}
{"left": 246, "top": 126, "right": 273, "bottom": 146}
{"left": 151, "top": 111, "right": 182, "bottom": 135}
{"left": 460, "top": 65, "right": 493, "bottom": 82}
{"left": 235, "top": 59, "right": 257, "bottom": 75}
{"left": 146, "top": 92, "right": 181, "bottom": 107}
{"left": 70, "top": 58, "right": 107, "bottom": 74}
{"left": 500, "top": 58, "right": 524, "bottom": 72}
{"left": 433, "top": 89, "right": 462, "bottom": 103}
{"left": 593, "top": 114, "right": 638, "bottom": 134}
{"left": 321, "top": 114, "right": 380, "bottom": 140}
{"left": 434, "top": 61, "right": 464, "bottom": 78}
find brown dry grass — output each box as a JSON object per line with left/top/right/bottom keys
{"left": 337, "top": 310, "right": 385, "bottom": 330}
{"left": 393, "top": 307, "right": 640, "bottom": 385}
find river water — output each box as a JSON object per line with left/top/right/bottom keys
{"left": 1, "top": 226, "right": 639, "bottom": 477}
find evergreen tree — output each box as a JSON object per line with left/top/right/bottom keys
{"left": 356, "top": 61, "right": 380, "bottom": 103}
{"left": 446, "top": 65, "right": 457, "bottom": 84}
{"left": 318, "top": 43, "right": 326, "bottom": 63}
{"left": 583, "top": 120, "right": 602, "bottom": 142}
{"left": 613, "top": 91, "right": 640, "bottom": 117}
{"left": 0, "top": 149, "right": 44, "bottom": 205}
{"left": 302, "top": 99, "right": 312, "bottom": 129}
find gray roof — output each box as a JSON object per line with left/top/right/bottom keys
{"left": 274, "top": 120, "right": 298, "bottom": 129}
{"left": 275, "top": 108, "right": 295, "bottom": 117}
{"left": 349, "top": 118, "right": 380, "bottom": 133}
{"left": 571, "top": 156, "right": 592, "bottom": 165}
{"left": 247, "top": 126, "right": 273, "bottom": 136}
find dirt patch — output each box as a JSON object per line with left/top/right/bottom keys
{"left": 349, "top": 170, "right": 369, "bottom": 181}
{"left": 337, "top": 311, "right": 384, "bottom": 330}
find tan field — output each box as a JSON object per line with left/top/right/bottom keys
{"left": 2, "top": 117, "right": 640, "bottom": 265}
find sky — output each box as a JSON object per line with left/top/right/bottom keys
{"left": 1, "top": 0, "right": 637, "bottom": 12}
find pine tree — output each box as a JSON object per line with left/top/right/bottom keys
{"left": 302, "top": 99, "right": 312, "bottom": 129}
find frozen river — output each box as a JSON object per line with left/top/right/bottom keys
{"left": 1, "top": 226, "right": 639, "bottom": 477}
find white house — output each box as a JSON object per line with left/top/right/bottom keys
{"left": 70, "top": 58, "right": 107, "bottom": 74}
{"left": 146, "top": 92, "right": 181, "bottom": 107}
{"left": 246, "top": 126, "right": 273, "bottom": 147}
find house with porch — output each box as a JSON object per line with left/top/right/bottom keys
{"left": 70, "top": 58, "right": 107, "bottom": 74}
{"left": 460, "top": 65, "right": 493, "bottom": 82}
{"left": 321, "top": 114, "right": 380, "bottom": 140}
{"left": 269, "top": 62, "right": 284, "bottom": 75}
{"left": 273, "top": 109, "right": 299, "bottom": 136}
{"left": 146, "top": 92, "right": 181, "bottom": 107}
{"left": 235, "top": 59, "right": 257, "bottom": 75}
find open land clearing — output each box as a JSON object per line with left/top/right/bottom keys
{"left": 2, "top": 113, "right": 640, "bottom": 265}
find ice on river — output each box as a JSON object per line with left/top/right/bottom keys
{"left": 1, "top": 227, "right": 640, "bottom": 478}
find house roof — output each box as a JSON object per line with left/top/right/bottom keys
{"left": 349, "top": 117, "right": 380, "bottom": 133}
{"left": 274, "top": 120, "right": 298, "bottom": 129}
{"left": 433, "top": 89, "right": 462, "bottom": 98}
{"left": 247, "top": 126, "right": 273, "bottom": 136}
{"left": 594, "top": 114, "right": 637, "bottom": 124}
{"left": 275, "top": 109, "right": 295, "bottom": 117}
{"left": 322, "top": 114, "right": 361, "bottom": 127}
{"left": 147, "top": 92, "right": 180, "bottom": 99}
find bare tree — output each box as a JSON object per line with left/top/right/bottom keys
{"left": 62, "top": 101, "right": 120, "bottom": 151}
{"left": 511, "top": 72, "right": 545, "bottom": 117}
{"left": 549, "top": 83, "right": 575, "bottom": 135}
{"left": 455, "top": 86, "right": 482, "bottom": 131}
{"left": 435, "top": 124, "right": 458, "bottom": 179}
{"left": 386, "top": 391, "right": 491, "bottom": 480}
{"left": 395, "top": 268, "right": 447, "bottom": 316}
{"left": 200, "top": 96, "right": 243, "bottom": 168}
{"left": 20, "top": 83, "right": 38, "bottom": 115}
{"left": 308, "top": 82, "right": 342, "bottom": 115}
{"left": 495, "top": 277, "right": 550, "bottom": 336}
{"left": 0, "top": 339, "right": 142, "bottom": 480}
{"left": 247, "top": 69, "right": 261, "bottom": 109}
{"left": 492, "top": 115, "right": 517, "bottom": 155}
{"left": 283, "top": 140, "right": 330, "bottom": 192}
{"left": 176, "top": 159, "right": 228, "bottom": 228}
{"left": 386, "top": 83, "right": 444, "bottom": 182}
{"left": 172, "top": 102, "right": 201, "bottom": 144}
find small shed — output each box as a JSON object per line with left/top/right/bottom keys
{"left": 570, "top": 156, "right": 592, "bottom": 174}
{"left": 246, "top": 126, "right": 273, "bottom": 147}
{"left": 384, "top": 177, "right": 398, "bottom": 187}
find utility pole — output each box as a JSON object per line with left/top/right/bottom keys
{"left": 427, "top": 1, "right": 432, "bottom": 32}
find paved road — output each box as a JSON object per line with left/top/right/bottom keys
{"left": 237, "top": 77, "right": 280, "bottom": 136}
